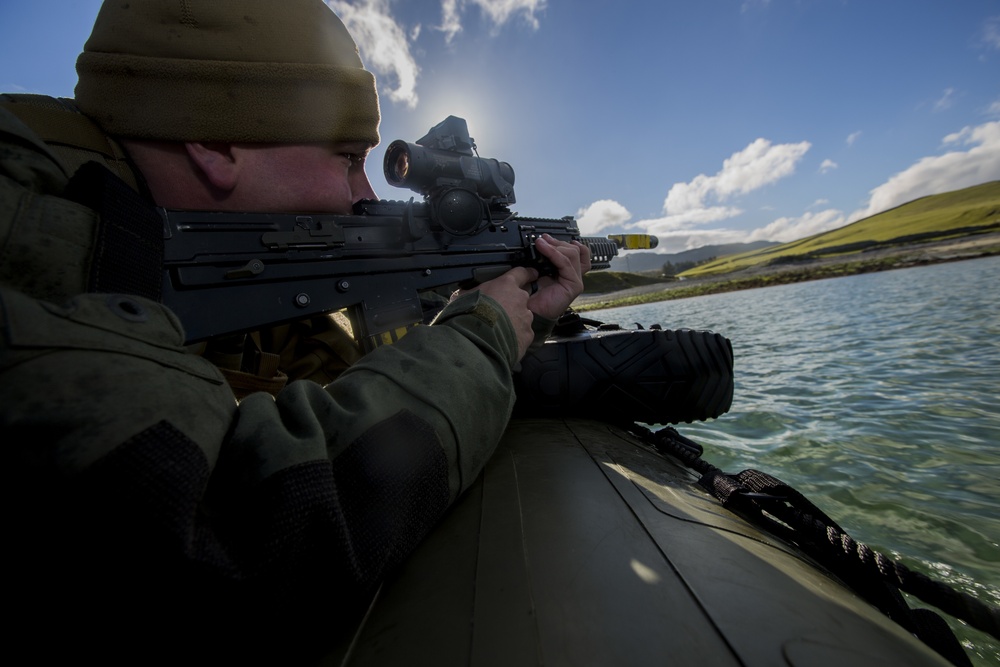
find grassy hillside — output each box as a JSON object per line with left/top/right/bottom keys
{"left": 607, "top": 240, "right": 778, "bottom": 273}
{"left": 680, "top": 181, "right": 1000, "bottom": 278}
{"left": 582, "top": 271, "right": 672, "bottom": 294}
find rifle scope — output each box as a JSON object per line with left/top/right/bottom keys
{"left": 383, "top": 116, "right": 516, "bottom": 206}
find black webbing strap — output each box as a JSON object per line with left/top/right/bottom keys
{"left": 628, "top": 422, "right": 998, "bottom": 667}
{"left": 64, "top": 161, "right": 163, "bottom": 301}
{"left": 698, "top": 467, "right": 845, "bottom": 534}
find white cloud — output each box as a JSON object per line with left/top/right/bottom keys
{"left": 661, "top": 138, "right": 810, "bottom": 218}
{"left": 655, "top": 120, "right": 1000, "bottom": 249}
{"left": 329, "top": 0, "right": 546, "bottom": 106}
{"left": 645, "top": 228, "right": 753, "bottom": 255}
{"left": 847, "top": 131, "right": 862, "bottom": 146}
{"left": 858, "top": 120, "right": 1000, "bottom": 219}
{"left": 594, "top": 121, "right": 999, "bottom": 254}
{"left": 933, "top": 88, "right": 955, "bottom": 112}
{"left": 748, "top": 208, "right": 847, "bottom": 243}
{"left": 329, "top": 0, "right": 421, "bottom": 108}
{"left": 439, "top": 0, "right": 462, "bottom": 41}
{"left": 741, "top": 0, "right": 772, "bottom": 13}
{"left": 629, "top": 206, "right": 847, "bottom": 254}
{"left": 638, "top": 206, "right": 846, "bottom": 254}
{"left": 819, "top": 159, "right": 838, "bottom": 173}
{"left": 987, "top": 99, "right": 1000, "bottom": 116}
{"left": 982, "top": 15, "right": 1000, "bottom": 50}
{"left": 636, "top": 206, "right": 745, "bottom": 236}
{"left": 439, "top": 0, "right": 546, "bottom": 43}
{"left": 576, "top": 199, "right": 632, "bottom": 235}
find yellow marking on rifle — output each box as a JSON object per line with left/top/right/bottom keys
{"left": 608, "top": 234, "right": 658, "bottom": 250}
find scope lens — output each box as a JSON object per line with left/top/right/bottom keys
{"left": 386, "top": 144, "right": 410, "bottom": 185}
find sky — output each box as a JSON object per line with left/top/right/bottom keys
{"left": 1, "top": 0, "right": 999, "bottom": 254}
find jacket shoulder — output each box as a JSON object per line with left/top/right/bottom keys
{"left": 0, "top": 93, "right": 140, "bottom": 190}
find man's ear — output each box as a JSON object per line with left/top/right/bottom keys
{"left": 184, "top": 142, "right": 239, "bottom": 192}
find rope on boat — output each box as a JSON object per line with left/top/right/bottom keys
{"left": 626, "top": 422, "right": 1000, "bottom": 667}
{"left": 788, "top": 505, "right": 1000, "bottom": 641}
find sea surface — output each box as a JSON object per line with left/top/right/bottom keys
{"left": 588, "top": 255, "right": 1000, "bottom": 665}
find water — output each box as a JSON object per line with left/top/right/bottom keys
{"left": 588, "top": 255, "right": 1000, "bottom": 665}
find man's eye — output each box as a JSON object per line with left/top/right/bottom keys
{"left": 342, "top": 153, "right": 366, "bottom": 165}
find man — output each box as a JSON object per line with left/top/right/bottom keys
{"left": 0, "top": 0, "right": 588, "bottom": 661}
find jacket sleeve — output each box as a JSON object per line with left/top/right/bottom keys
{"left": 1, "top": 283, "right": 519, "bottom": 662}
{"left": 231, "top": 291, "right": 518, "bottom": 496}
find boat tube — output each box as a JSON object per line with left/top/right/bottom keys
{"left": 324, "top": 417, "right": 964, "bottom": 666}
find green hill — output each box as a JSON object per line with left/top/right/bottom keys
{"left": 582, "top": 271, "right": 672, "bottom": 293}
{"left": 607, "top": 241, "right": 778, "bottom": 273}
{"left": 680, "top": 181, "right": 1000, "bottom": 278}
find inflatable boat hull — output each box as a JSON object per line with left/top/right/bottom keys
{"left": 325, "top": 418, "right": 950, "bottom": 666}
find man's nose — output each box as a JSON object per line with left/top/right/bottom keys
{"left": 352, "top": 171, "right": 378, "bottom": 203}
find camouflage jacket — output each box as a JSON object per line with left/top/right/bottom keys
{"left": 0, "top": 99, "right": 519, "bottom": 661}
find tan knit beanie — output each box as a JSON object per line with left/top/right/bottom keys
{"left": 75, "top": 0, "right": 380, "bottom": 145}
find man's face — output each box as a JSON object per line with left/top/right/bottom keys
{"left": 230, "top": 141, "right": 378, "bottom": 214}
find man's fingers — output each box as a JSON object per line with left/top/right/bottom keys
{"left": 472, "top": 267, "right": 541, "bottom": 361}
{"left": 502, "top": 266, "right": 540, "bottom": 288}
{"left": 536, "top": 234, "right": 587, "bottom": 275}
{"left": 573, "top": 239, "right": 593, "bottom": 273}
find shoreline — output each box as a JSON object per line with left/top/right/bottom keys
{"left": 574, "top": 232, "right": 1000, "bottom": 312}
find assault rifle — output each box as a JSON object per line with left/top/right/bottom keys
{"left": 161, "top": 116, "right": 734, "bottom": 424}
{"left": 162, "top": 116, "right": 656, "bottom": 350}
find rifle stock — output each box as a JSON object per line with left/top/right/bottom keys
{"left": 161, "top": 198, "right": 655, "bottom": 350}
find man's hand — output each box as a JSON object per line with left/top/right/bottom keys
{"left": 468, "top": 267, "right": 540, "bottom": 361}
{"left": 450, "top": 235, "right": 591, "bottom": 363}
{"left": 528, "top": 234, "right": 592, "bottom": 321}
